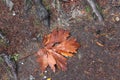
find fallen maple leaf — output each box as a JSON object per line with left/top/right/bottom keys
{"left": 36, "top": 29, "right": 80, "bottom": 72}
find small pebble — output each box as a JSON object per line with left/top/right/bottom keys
{"left": 43, "top": 76, "right": 47, "bottom": 79}
{"left": 115, "top": 16, "right": 120, "bottom": 22}
{"left": 29, "top": 75, "right": 35, "bottom": 80}
{"left": 20, "top": 62, "right": 24, "bottom": 65}
{"left": 44, "top": 70, "right": 47, "bottom": 73}
{"left": 12, "top": 11, "right": 16, "bottom": 16}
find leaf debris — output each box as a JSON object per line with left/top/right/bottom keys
{"left": 36, "top": 29, "right": 80, "bottom": 72}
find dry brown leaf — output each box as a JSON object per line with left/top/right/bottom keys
{"left": 43, "top": 29, "right": 69, "bottom": 47}
{"left": 36, "top": 29, "right": 80, "bottom": 72}
{"left": 37, "top": 49, "right": 48, "bottom": 72}
{"left": 54, "top": 38, "right": 80, "bottom": 54}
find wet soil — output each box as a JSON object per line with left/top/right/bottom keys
{"left": 0, "top": 0, "right": 120, "bottom": 80}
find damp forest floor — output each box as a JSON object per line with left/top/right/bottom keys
{"left": 0, "top": 0, "right": 120, "bottom": 80}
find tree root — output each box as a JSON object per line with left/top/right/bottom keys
{"left": 0, "top": 53, "right": 18, "bottom": 80}
{"left": 87, "top": 0, "right": 103, "bottom": 22}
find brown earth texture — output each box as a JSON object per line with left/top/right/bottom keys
{"left": 0, "top": 0, "right": 120, "bottom": 80}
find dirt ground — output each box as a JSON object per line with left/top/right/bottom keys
{"left": 0, "top": 0, "right": 120, "bottom": 80}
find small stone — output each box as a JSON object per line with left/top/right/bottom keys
{"left": 43, "top": 76, "right": 47, "bottom": 79}
{"left": 29, "top": 75, "right": 35, "bottom": 80}
{"left": 21, "top": 62, "right": 24, "bottom": 65}
{"left": 115, "top": 16, "right": 120, "bottom": 22}
{"left": 44, "top": 70, "right": 47, "bottom": 73}
{"left": 12, "top": 11, "right": 16, "bottom": 16}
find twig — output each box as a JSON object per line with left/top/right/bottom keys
{"left": 0, "top": 33, "right": 4, "bottom": 39}
{"left": 87, "top": 0, "right": 103, "bottom": 22}
{"left": 0, "top": 32, "right": 9, "bottom": 44}
{"left": 3, "top": 0, "right": 14, "bottom": 11}
{"left": 56, "top": 0, "right": 62, "bottom": 26}
{"left": 0, "top": 53, "right": 18, "bottom": 80}
{"left": 17, "top": 52, "right": 35, "bottom": 62}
